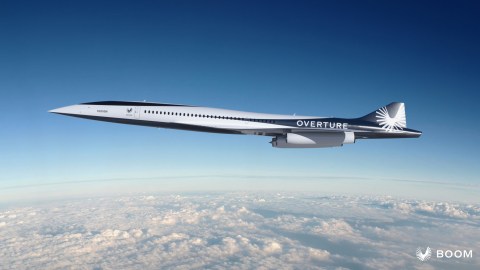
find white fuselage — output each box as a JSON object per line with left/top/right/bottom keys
{"left": 50, "top": 103, "right": 325, "bottom": 135}
{"left": 50, "top": 101, "right": 421, "bottom": 148}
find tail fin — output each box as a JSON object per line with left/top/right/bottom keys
{"left": 359, "top": 102, "right": 407, "bottom": 132}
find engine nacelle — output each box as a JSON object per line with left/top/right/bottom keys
{"left": 272, "top": 132, "right": 355, "bottom": 148}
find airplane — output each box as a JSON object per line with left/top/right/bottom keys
{"left": 49, "top": 101, "right": 421, "bottom": 148}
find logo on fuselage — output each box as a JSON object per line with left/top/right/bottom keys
{"left": 296, "top": 120, "right": 347, "bottom": 129}
{"left": 127, "top": 108, "right": 133, "bottom": 113}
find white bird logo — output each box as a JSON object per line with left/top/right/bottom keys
{"left": 376, "top": 104, "right": 406, "bottom": 132}
{"left": 416, "top": 247, "right": 432, "bottom": 261}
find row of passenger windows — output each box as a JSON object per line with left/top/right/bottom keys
{"left": 144, "top": 110, "right": 276, "bottom": 123}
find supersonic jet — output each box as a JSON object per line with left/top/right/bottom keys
{"left": 50, "top": 101, "right": 421, "bottom": 148}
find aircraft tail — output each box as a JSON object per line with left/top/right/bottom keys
{"left": 358, "top": 102, "right": 407, "bottom": 132}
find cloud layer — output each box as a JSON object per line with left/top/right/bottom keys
{"left": 0, "top": 193, "right": 479, "bottom": 269}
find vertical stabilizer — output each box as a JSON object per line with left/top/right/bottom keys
{"left": 359, "top": 102, "right": 407, "bottom": 132}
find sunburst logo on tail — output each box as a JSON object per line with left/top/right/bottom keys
{"left": 376, "top": 103, "right": 406, "bottom": 132}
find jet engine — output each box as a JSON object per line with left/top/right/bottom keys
{"left": 271, "top": 132, "right": 355, "bottom": 148}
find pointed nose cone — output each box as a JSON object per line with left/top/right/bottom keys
{"left": 49, "top": 107, "right": 65, "bottom": 114}
{"left": 49, "top": 106, "right": 71, "bottom": 114}
{"left": 49, "top": 105, "right": 82, "bottom": 115}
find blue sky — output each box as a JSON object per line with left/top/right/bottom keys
{"left": 0, "top": 1, "right": 479, "bottom": 201}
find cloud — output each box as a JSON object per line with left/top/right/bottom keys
{"left": 0, "top": 193, "right": 478, "bottom": 269}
